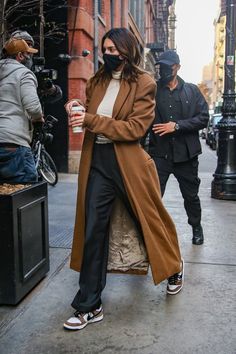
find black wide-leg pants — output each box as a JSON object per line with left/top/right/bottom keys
{"left": 152, "top": 156, "right": 201, "bottom": 227}
{"left": 71, "top": 143, "right": 139, "bottom": 312}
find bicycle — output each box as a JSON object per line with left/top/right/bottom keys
{"left": 31, "top": 115, "right": 58, "bottom": 186}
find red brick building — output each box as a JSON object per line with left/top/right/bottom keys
{"left": 68, "top": 0, "right": 158, "bottom": 172}
{"left": 2, "top": 0, "right": 174, "bottom": 173}
{"left": 68, "top": 1, "right": 126, "bottom": 171}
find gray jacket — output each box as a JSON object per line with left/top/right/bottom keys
{"left": 0, "top": 59, "right": 42, "bottom": 147}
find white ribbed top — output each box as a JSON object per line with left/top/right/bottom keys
{"left": 95, "top": 71, "right": 122, "bottom": 144}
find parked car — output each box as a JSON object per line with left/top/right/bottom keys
{"left": 206, "top": 113, "right": 222, "bottom": 150}
{"left": 201, "top": 109, "right": 214, "bottom": 140}
{"left": 200, "top": 128, "right": 207, "bottom": 139}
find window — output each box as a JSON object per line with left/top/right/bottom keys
{"left": 98, "top": 0, "right": 102, "bottom": 15}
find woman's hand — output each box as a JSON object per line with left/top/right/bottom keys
{"left": 65, "top": 100, "right": 86, "bottom": 128}
{"left": 65, "top": 100, "right": 81, "bottom": 115}
{"left": 69, "top": 109, "right": 85, "bottom": 128}
{"left": 68, "top": 105, "right": 85, "bottom": 128}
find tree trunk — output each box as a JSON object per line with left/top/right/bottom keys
{"left": 0, "top": 0, "right": 7, "bottom": 49}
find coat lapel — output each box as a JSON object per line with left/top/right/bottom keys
{"left": 112, "top": 80, "right": 132, "bottom": 119}
{"left": 87, "top": 80, "right": 110, "bottom": 114}
{"left": 87, "top": 78, "right": 132, "bottom": 120}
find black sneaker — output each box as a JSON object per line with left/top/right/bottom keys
{"left": 167, "top": 259, "right": 184, "bottom": 295}
{"left": 192, "top": 224, "right": 204, "bottom": 245}
{"left": 63, "top": 305, "right": 103, "bottom": 330}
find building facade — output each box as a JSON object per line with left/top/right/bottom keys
{"left": 212, "top": 11, "right": 226, "bottom": 110}
{"left": 212, "top": 0, "right": 236, "bottom": 112}
{"left": 68, "top": 0, "right": 133, "bottom": 172}
{"left": 68, "top": 0, "right": 175, "bottom": 173}
{"left": 199, "top": 62, "right": 214, "bottom": 108}
{"left": 168, "top": 0, "right": 176, "bottom": 50}
{"left": 68, "top": 0, "right": 160, "bottom": 172}
{"left": 2, "top": 0, "right": 175, "bottom": 173}
{"left": 146, "top": 0, "right": 175, "bottom": 71}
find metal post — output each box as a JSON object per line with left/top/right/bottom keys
{"left": 211, "top": 0, "right": 236, "bottom": 200}
{"left": 94, "top": 0, "right": 99, "bottom": 73}
{"left": 110, "top": 0, "right": 113, "bottom": 28}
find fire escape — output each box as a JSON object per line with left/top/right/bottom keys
{"left": 168, "top": 0, "right": 176, "bottom": 49}
{"left": 147, "top": 0, "right": 174, "bottom": 62}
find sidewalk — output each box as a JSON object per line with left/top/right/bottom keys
{"left": 0, "top": 147, "right": 236, "bottom": 354}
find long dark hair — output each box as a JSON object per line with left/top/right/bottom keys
{"left": 92, "top": 28, "right": 144, "bottom": 85}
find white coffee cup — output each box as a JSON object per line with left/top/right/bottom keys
{"left": 71, "top": 106, "right": 85, "bottom": 133}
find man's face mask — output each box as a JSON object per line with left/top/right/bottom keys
{"left": 159, "top": 64, "right": 174, "bottom": 85}
{"left": 22, "top": 53, "right": 33, "bottom": 70}
{"left": 103, "top": 53, "right": 123, "bottom": 72}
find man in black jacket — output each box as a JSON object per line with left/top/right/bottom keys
{"left": 149, "top": 50, "right": 209, "bottom": 245}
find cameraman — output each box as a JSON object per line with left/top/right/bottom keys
{"left": 11, "top": 30, "right": 62, "bottom": 104}
{"left": 0, "top": 38, "right": 44, "bottom": 183}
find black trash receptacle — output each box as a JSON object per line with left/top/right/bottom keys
{"left": 0, "top": 182, "right": 49, "bottom": 305}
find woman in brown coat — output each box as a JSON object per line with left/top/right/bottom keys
{"left": 63, "top": 28, "right": 184, "bottom": 331}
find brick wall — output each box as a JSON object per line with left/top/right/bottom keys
{"left": 67, "top": 0, "right": 151, "bottom": 173}
{"left": 68, "top": 1, "right": 95, "bottom": 172}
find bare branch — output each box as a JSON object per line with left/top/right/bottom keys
{"left": 5, "top": 0, "right": 42, "bottom": 19}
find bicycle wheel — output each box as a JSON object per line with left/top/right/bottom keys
{"left": 39, "top": 150, "right": 58, "bottom": 186}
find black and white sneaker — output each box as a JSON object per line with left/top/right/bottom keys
{"left": 63, "top": 305, "right": 103, "bottom": 330}
{"left": 167, "top": 259, "right": 184, "bottom": 295}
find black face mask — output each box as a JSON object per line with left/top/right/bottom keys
{"left": 22, "top": 54, "right": 33, "bottom": 70}
{"left": 103, "top": 53, "right": 123, "bottom": 72}
{"left": 159, "top": 64, "right": 174, "bottom": 85}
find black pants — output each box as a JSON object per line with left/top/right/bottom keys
{"left": 152, "top": 156, "right": 201, "bottom": 227}
{"left": 72, "top": 144, "right": 139, "bottom": 312}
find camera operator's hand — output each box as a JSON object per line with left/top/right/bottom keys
{"left": 32, "top": 117, "right": 44, "bottom": 137}
{"left": 32, "top": 115, "right": 44, "bottom": 124}
{"left": 46, "top": 86, "right": 56, "bottom": 95}
{"left": 44, "top": 78, "right": 53, "bottom": 89}
{"left": 38, "top": 84, "right": 62, "bottom": 104}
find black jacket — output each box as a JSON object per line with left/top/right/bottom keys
{"left": 148, "top": 77, "right": 209, "bottom": 162}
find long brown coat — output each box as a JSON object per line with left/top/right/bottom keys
{"left": 70, "top": 72, "right": 181, "bottom": 285}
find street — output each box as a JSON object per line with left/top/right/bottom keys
{"left": 0, "top": 141, "right": 235, "bottom": 354}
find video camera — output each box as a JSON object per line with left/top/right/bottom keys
{"left": 32, "top": 57, "right": 58, "bottom": 90}
{"left": 32, "top": 114, "right": 58, "bottom": 147}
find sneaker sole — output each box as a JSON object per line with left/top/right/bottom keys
{"left": 63, "top": 314, "right": 104, "bottom": 331}
{"left": 166, "top": 284, "right": 183, "bottom": 295}
{"left": 167, "top": 259, "right": 185, "bottom": 295}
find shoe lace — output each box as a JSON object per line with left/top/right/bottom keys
{"left": 74, "top": 305, "right": 102, "bottom": 319}
{"left": 168, "top": 271, "right": 182, "bottom": 285}
{"left": 74, "top": 310, "right": 85, "bottom": 318}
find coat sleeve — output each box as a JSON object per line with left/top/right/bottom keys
{"left": 83, "top": 75, "right": 157, "bottom": 142}
{"left": 177, "top": 84, "right": 209, "bottom": 132}
{"left": 84, "top": 78, "right": 93, "bottom": 111}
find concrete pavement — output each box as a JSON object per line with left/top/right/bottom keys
{"left": 0, "top": 143, "right": 236, "bottom": 354}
